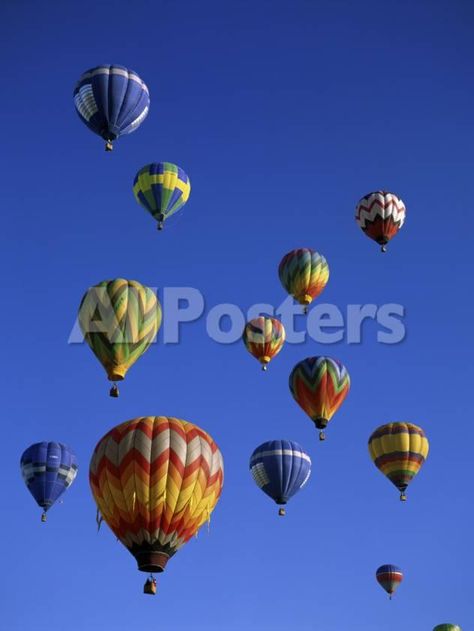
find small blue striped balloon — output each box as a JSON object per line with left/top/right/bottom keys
{"left": 20, "top": 442, "right": 78, "bottom": 521}
{"left": 73, "top": 65, "right": 150, "bottom": 150}
{"left": 249, "top": 440, "right": 311, "bottom": 515}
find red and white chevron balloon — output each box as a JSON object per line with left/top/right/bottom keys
{"left": 355, "top": 191, "right": 406, "bottom": 252}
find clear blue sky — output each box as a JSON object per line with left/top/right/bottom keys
{"left": 1, "top": 1, "right": 472, "bottom": 629}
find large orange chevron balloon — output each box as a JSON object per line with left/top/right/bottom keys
{"left": 89, "top": 416, "right": 224, "bottom": 592}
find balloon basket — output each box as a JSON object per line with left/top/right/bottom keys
{"left": 278, "top": 507, "right": 286, "bottom": 517}
{"left": 105, "top": 141, "right": 113, "bottom": 152}
{"left": 109, "top": 384, "right": 119, "bottom": 398}
{"left": 400, "top": 493, "right": 407, "bottom": 502}
{"left": 319, "top": 431, "right": 326, "bottom": 441}
{"left": 143, "top": 576, "right": 157, "bottom": 595}
{"left": 41, "top": 512, "right": 47, "bottom": 523}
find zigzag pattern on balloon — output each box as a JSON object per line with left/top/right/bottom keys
{"left": 278, "top": 248, "right": 329, "bottom": 306}
{"left": 89, "top": 417, "right": 224, "bottom": 570}
{"left": 78, "top": 279, "right": 161, "bottom": 382}
{"left": 289, "top": 356, "right": 350, "bottom": 423}
{"left": 133, "top": 162, "right": 191, "bottom": 223}
{"left": 355, "top": 191, "right": 406, "bottom": 247}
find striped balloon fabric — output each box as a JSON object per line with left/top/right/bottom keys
{"left": 249, "top": 440, "right": 311, "bottom": 516}
{"left": 89, "top": 416, "right": 224, "bottom": 575}
{"left": 355, "top": 191, "right": 406, "bottom": 252}
{"left": 73, "top": 65, "right": 150, "bottom": 150}
{"left": 20, "top": 442, "right": 78, "bottom": 521}
{"left": 376, "top": 564, "right": 403, "bottom": 599}
{"left": 242, "top": 316, "right": 285, "bottom": 370}
{"left": 289, "top": 356, "right": 350, "bottom": 440}
{"left": 433, "top": 625, "right": 462, "bottom": 631}
{"left": 78, "top": 279, "right": 161, "bottom": 395}
{"left": 278, "top": 248, "right": 329, "bottom": 311}
{"left": 368, "top": 422, "right": 429, "bottom": 501}
{"left": 133, "top": 162, "right": 191, "bottom": 230}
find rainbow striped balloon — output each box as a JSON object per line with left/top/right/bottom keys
{"left": 376, "top": 564, "right": 403, "bottom": 599}
{"left": 89, "top": 416, "right": 224, "bottom": 581}
{"left": 78, "top": 279, "right": 161, "bottom": 396}
{"left": 289, "top": 356, "right": 350, "bottom": 440}
{"left": 278, "top": 248, "right": 329, "bottom": 311}
{"left": 368, "top": 422, "right": 429, "bottom": 501}
{"left": 242, "top": 316, "right": 285, "bottom": 370}
{"left": 133, "top": 162, "right": 191, "bottom": 230}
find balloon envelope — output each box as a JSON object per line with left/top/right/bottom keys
{"left": 89, "top": 416, "right": 224, "bottom": 573}
{"left": 249, "top": 440, "right": 311, "bottom": 510}
{"left": 376, "top": 564, "right": 403, "bottom": 597}
{"left": 278, "top": 248, "right": 329, "bottom": 307}
{"left": 289, "top": 356, "right": 350, "bottom": 437}
{"left": 74, "top": 65, "right": 150, "bottom": 149}
{"left": 355, "top": 191, "right": 406, "bottom": 251}
{"left": 133, "top": 162, "right": 191, "bottom": 229}
{"left": 242, "top": 316, "right": 285, "bottom": 369}
{"left": 20, "top": 442, "right": 78, "bottom": 516}
{"left": 433, "top": 626, "right": 462, "bottom": 631}
{"left": 78, "top": 279, "right": 161, "bottom": 386}
{"left": 368, "top": 422, "right": 429, "bottom": 500}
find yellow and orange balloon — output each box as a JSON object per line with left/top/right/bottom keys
{"left": 242, "top": 316, "right": 286, "bottom": 370}
{"left": 89, "top": 416, "right": 224, "bottom": 593}
{"left": 368, "top": 422, "right": 429, "bottom": 501}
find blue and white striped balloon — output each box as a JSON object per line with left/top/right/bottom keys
{"left": 249, "top": 440, "right": 311, "bottom": 515}
{"left": 73, "top": 64, "right": 150, "bottom": 150}
{"left": 20, "top": 442, "right": 78, "bottom": 521}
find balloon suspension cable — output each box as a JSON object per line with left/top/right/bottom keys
{"left": 41, "top": 511, "right": 47, "bottom": 523}
{"left": 109, "top": 383, "right": 119, "bottom": 398}
{"left": 105, "top": 140, "right": 113, "bottom": 152}
{"left": 400, "top": 491, "right": 407, "bottom": 502}
{"left": 157, "top": 214, "right": 165, "bottom": 231}
{"left": 389, "top": 594, "right": 392, "bottom": 600}
{"left": 319, "top": 430, "right": 326, "bottom": 441}
{"left": 278, "top": 507, "right": 286, "bottom": 517}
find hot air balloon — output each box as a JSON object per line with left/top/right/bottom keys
{"left": 133, "top": 162, "right": 191, "bottom": 230}
{"left": 89, "top": 416, "right": 224, "bottom": 594}
{"left": 368, "top": 422, "right": 429, "bottom": 501}
{"left": 376, "top": 564, "right": 403, "bottom": 599}
{"left": 20, "top": 442, "right": 78, "bottom": 522}
{"left": 355, "top": 191, "right": 406, "bottom": 252}
{"left": 73, "top": 65, "right": 150, "bottom": 151}
{"left": 242, "top": 316, "right": 285, "bottom": 371}
{"left": 278, "top": 248, "right": 329, "bottom": 313}
{"left": 289, "top": 356, "right": 350, "bottom": 441}
{"left": 78, "top": 279, "right": 161, "bottom": 397}
{"left": 249, "top": 440, "right": 311, "bottom": 516}
{"left": 433, "top": 625, "right": 462, "bottom": 631}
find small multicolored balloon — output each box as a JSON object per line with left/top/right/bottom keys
{"left": 242, "top": 316, "right": 285, "bottom": 371}
{"left": 376, "top": 564, "right": 403, "bottom": 599}
{"left": 249, "top": 440, "right": 311, "bottom": 516}
{"left": 74, "top": 65, "right": 150, "bottom": 151}
{"left": 78, "top": 279, "right": 161, "bottom": 397}
{"left": 278, "top": 248, "right": 329, "bottom": 313}
{"left": 433, "top": 625, "right": 462, "bottom": 631}
{"left": 368, "top": 422, "right": 429, "bottom": 501}
{"left": 355, "top": 191, "right": 406, "bottom": 252}
{"left": 289, "top": 356, "right": 350, "bottom": 441}
{"left": 20, "top": 442, "right": 78, "bottom": 522}
{"left": 133, "top": 162, "right": 191, "bottom": 230}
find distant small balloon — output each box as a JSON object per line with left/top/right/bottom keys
{"left": 433, "top": 625, "right": 462, "bottom": 631}
{"left": 355, "top": 191, "right": 406, "bottom": 252}
{"left": 74, "top": 65, "right": 150, "bottom": 151}
{"left": 376, "top": 564, "right": 403, "bottom": 599}
{"left": 20, "top": 442, "right": 78, "bottom": 522}
{"left": 242, "top": 316, "right": 285, "bottom": 370}
{"left": 249, "top": 440, "right": 311, "bottom": 516}
{"left": 278, "top": 248, "right": 329, "bottom": 312}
